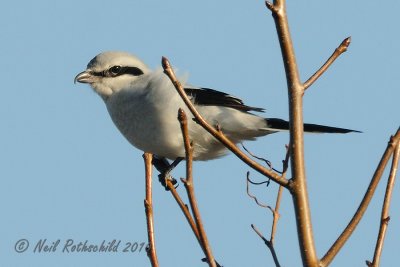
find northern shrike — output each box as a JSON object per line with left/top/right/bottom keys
{"left": 74, "top": 51, "right": 358, "bottom": 178}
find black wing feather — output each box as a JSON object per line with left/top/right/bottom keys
{"left": 184, "top": 87, "right": 264, "bottom": 113}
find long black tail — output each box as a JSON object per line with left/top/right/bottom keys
{"left": 266, "top": 118, "right": 361, "bottom": 134}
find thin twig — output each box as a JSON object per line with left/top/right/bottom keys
{"left": 143, "top": 153, "right": 159, "bottom": 267}
{"left": 320, "top": 128, "right": 400, "bottom": 267}
{"left": 247, "top": 172, "right": 274, "bottom": 211}
{"left": 162, "top": 57, "right": 290, "bottom": 188}
{"left": 303, "top": 37, "right": 351, "bottom": 91}
{"left": 282, "top": 143, "right": 291, "bottom": 175}
{"left": 269, "top": 144, "right": 289, "bottom": 244}
{"left": 266, "top": 0, "right": 319, "bottom": 265}
{"left": 270, "top": 144, "right": 289, "bottom": 244}
{"left": 241, "top": 143, "right": 283, "bottom": 174}
{"left": 367, "top": 140, "right": 400, "bottom": 267}
{"left": 248, "top": 177, "right": 270, "bottom": 186}
{"left": 249, "top": 144, "right": 288, "bottom": 264}
{"left": 165, "top": 179, "right": 201, "bottom": 244}
{"left": 251, "top": 224, "right": 282, "bottom": 267}
{"left": 269, "top": 144, "right": 290, "bottom": 245}
{"left": 178, "top": 109, "right": 217, "bottom": 267}
{"left": 270, "top": 186, "right": 283, "bottom": 245}
{"left": 248, "top": 182, "right": 282, "bottom": 267}
{"left": 166, "top": 168, "right": 223, "bottom": 266}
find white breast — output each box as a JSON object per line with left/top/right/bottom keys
{"left": 104, "top": 70, "right": 268, "bottom": 160}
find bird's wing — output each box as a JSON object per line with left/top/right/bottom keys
{"left": 184, "top": 87, "right": 265, "bottom": 113}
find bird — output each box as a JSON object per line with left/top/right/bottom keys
{"left": 74, "top": 51, "right": 359, "bottom": 183}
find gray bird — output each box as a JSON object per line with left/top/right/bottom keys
{"left": 74, "top": 51, "right": 358, "bottom": 181}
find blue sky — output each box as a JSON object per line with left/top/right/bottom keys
{"left": 1, "top": 1, "right": 399, "bottom": 266}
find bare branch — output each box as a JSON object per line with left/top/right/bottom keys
{"left": 162, "top": 57, "right": 290, "bottom": 188}
{"left": 251, "top": 224, "right": 282, "bottom": 267}
{"left": 266, "top": 0, "right": 319, "bottom": 265}
{"left": 241, "top": 143, "right": 282, "bottom": 174}
{"left": 270, "top": 185, "right": 283, "bottom": 245}
{"left": 178, "top": 109, "right": 217, "bottom": 267}
{"left": 321, "top": 128, "right": 400, "bottom": 267}
{"left": 282, "top": 144, "right": 290, "bottom": 175}
{"left": 267, "top": 144, "right": 290, "bottom": 245}
{"left": 143, "top": 153, "right": 159, "bottom": 267}
{"left": 368, "top": 139, "right": 400, "bottom": 267}
{"left": 248, "top": 144, "right": 288, "bottom": 264}
{"left": 303, "top": 37, "right": 351, "bottom": 91}
{"left": 269, "top": 144, "right": 289, "bottom": 245}
{"left": 247, "top": 172, "right": 274, "bottom": 211}
{"left": 248, "top": 177, "right": 270, "bottom": 186}
{"left": 165, "top": 179, "right": 201, "bottom": 244}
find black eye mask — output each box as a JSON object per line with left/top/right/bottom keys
{"left": 92, "top": 66, "right": 144, "bottom": 78}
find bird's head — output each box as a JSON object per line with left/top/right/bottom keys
{"left": 74, "top": 51, "right": 150, "bottom": 100}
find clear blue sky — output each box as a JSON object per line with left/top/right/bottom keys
{"left": 1, "top": 1, "right": 399, "bottom": 266}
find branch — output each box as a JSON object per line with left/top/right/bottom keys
{"left": 266, "top": 1, "right": 319, "bottom": 265}
{"left": 251, "top": 224, "right": 282, "bottom": 267}
{"left": 249, "top": 145, "right": 288, "bottom": 266}
{"left": 320, "top": 128, "right": 400, "bottom": 266}
{"left": 247, "top": 172, "right": 274, "bottom": 210}
{"left": 367, "top": 138, "right": 400, "bottom": 267}
{"left": 270, "top": 145, "right": 289, "bottom": 244}
{"left": 270, "top": 185, "right": 283, "bottom": 245}
{"left": 165, "top": 179, "right": 201, "bottom": 244}
{"left": 167, "top": 180, "right": 223, "bottom": 267}
{"left": 241, "top": 143, "right": 282, "bottom": 174}
{"left": 162, "top": 57, "right": 289, "bottom": 189}
{"left": 143, "top": 153, "right": 159, "bottom": 267}
{"left": 248, "top": 177, "right": 283, "bottom": 260}
{"left": 303, "top": 37, "right": 351, "bottom": 91}
{"left": 178, "top": 109, "right": 217, "bottom": 267}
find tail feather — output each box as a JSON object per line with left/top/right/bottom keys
{"left": 266, "top": 118, "right": 361, "bottom": 134}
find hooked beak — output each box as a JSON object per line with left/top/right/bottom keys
{"left": 74, "top": 70, "right": 95, "bottom": 84}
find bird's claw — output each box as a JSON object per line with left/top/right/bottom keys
{"left": 158, "top": 173, "right": 178, "bottom": 191}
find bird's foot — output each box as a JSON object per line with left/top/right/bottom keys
{"left": 152, "top": 156, "right": 182, "bottom": 191}
{"left": 158, "top": 173, "right": 178, "bottom": 191}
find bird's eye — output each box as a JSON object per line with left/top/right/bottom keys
{"left": 109, "top": 66, "right": 122, "bottom": 76}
